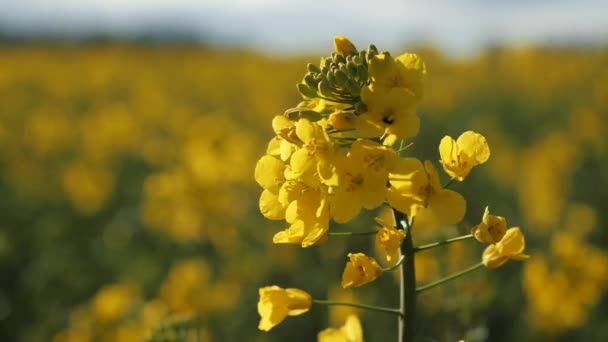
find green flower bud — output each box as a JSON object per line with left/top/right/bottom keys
{"left": 307, "top": 63, "right": 321, "bottom": 74}
{"left": 284, "top": 108, "right": 323, "bottom": 122}
{"left": 297, "top": 83, "right": 318, "bottom": 99}
{"left": 298, "top": 110, "right": 323, "bottom": 122}
{"left": 345, "top": 79, "right": 361, "bottom": 96}
{"left": 304, "top": 74, "right": 318, "bottom": 89}
{"left": 318, "top": 81, "right": 333, "bottom": 97}
{"left": 334, "top": 53, "right": 346, "bottom": 65}
{"left": 334, "top": 70, "right": 348, "bottom": 86}
{"left": 326, "top": 71, "right": 337, "bottom": 87}
{"left": 346, "top": 62, "right": 358, "bottom": 77}
{"left": 356, "top": 64, "right": 368, "bottom": 82}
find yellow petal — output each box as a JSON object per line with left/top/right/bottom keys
{"left": 290, "top": 148, "right": 315, "bottom": 177}
{"left": 457, "top": 131, "right": 490, "bottom": 164}
{"left": 259, "top": 189, "right": 285, "bottom": 220}
{"left": 427, "top": 189, "right": 466, "bottom": 226}
{"left": 296, "top": 118, "right": 315, "bottom": 143}
{"left": 482, "top": 244, "right": 508, "bottom": 269}
{"left": 255, "top": 155, "right": 285, "bottom": 191}
{"left": 498, "top": 227, "right": 526, "bottom": 256}
{"left": 330, "top": 191, "right": 362, "bottom": 224}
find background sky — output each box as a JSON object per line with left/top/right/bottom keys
{"left": 1, "top": 0, "right": 607, "bottom": 55}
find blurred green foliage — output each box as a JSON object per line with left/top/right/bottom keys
{"left": 0, "top": 43, "right": 606, "bottom": 341}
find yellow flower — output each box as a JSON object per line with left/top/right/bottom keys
{"left": 368, "top": 52, "right": 425, "bottom": 99}
{"left": 341, "top": 253, "right": 383, "bottom": 288}
{"left": 254, "top": 155, "right": 287, "bottom": 220}
{"left": 93, "top": 282, "right": 140, "bottom": 323}
{"left": 329, "top": 140, "right": 397, "bottom": 223}
{"left": 388, "top": 158, "right": 465, "bottom": 227}
{"left": 376, "top": 225, "right": 405, "bottom": 265}
{"left": 290, "top": 119, "right": 336, "bottom": 180}
{"left": 439, "top": 131, "right": 490, "bottom": 181}
{"left": 257, "top": 286, "right": 312, "bottom": 331}
{"left": 357, "top": 86, "right": 419, "bottom": 144}
{"left": 482, "top": 227, "right": 530, "bottom": 268}
{"left": 471, "top": 206, "right": 507, "bottom": 244}
{"left": 274, "top": 180, "right": 330, "bottom": 247}
{"left": 318, "top": 315, "right": 363, "bottom": 342}
{"left": 334, "top": 36, "right": 357, "bottom": 55}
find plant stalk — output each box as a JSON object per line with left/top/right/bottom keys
{"left": 394, "top": 209, "right": 416, "bottom": 342}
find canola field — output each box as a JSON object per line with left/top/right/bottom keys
{"left": 0, "top": 43, "right": 607, "bottom": 341}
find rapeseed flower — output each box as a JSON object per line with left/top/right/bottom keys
{"left": 388, "top": 158, "right": 465, "bottom": 227}
{"left": 439, "top": 131, "right": 490, "bottom": 181}
{"left": 257, "top": 286, "right": 312, "bottom": 331}
{"left": 471, "top": 206, "right": 507, "bottom": 244}
{"left": 375, "top": 225, "right": 405, "bottom": 265}
{"left": 318, "top": 314, "right": 363, "bottom": 342}
{"left": 357, "top": 86, "right": 419, "bottom": 144}
{"left": 341, "top": 253, "right": 383, "bottom": 288}
{"left": 368, "top": 52, "right": 425, "bottom": 99}
{"left": 482, "top": 227, "right": 530, "bottom": 268}
{"left": 329, "top": 140, "right": 397, "bottom": 223}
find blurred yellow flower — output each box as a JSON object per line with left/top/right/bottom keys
{"left": 318, "top": 315, "right": 363, "bottom": 342}
{"left": 92, "top": 282, "right": 140, "bottom": 323}
{"left": 257, "top": 286, "right": 312, "bottom": 331}
{"left": 375, "top": 226, "right": 405, "bottom": 265}
{"left": 388, "top": 158, "right": 466, "bottom": 227}
{"left": 439, "top": 131, "right": 490, "bottom": 181}
{"left": 333, "top": 36, "right": 357, "bottom": 55}
{"left": 471, "top": 206, "right": 507, "bottom": 244}
{"left": 341, "top": 253, "right": 383, "bottom": 289}
{"left": 482, "top": 227, "right": 530, "bottom": 268}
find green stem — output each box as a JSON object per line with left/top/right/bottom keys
{"left": 312, "top": 299, "right": 402, "bottom": 317}
{"left": 414, "top": 234, "right": 474, "bottom": 252}
{"left": 416, "top": 262, "right": 484, "bottom": 293}
{"left": 382, "top": 255, "right": 405, "bottom": 272}
{"left": 393, "top": 209, "right": 416, "bottom": 342}
{"left": 328, "top": 230, "right": 378, "bottom": 237}
{"left": 443, "top": 177, "right": 456, "bottom": 188}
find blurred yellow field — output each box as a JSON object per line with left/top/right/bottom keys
{"left": 0, "top": 43, "right": 606, "bottom": 341}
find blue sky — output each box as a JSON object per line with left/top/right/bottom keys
{"left": 1, "top": 0, "right": 607, "bottom": 55}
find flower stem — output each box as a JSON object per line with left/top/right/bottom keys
{"left": 328, "top": 230, "right": 378, "bottom": 237}
{"left": 393, "top": 209, "right": 416, "bottom": 342}
{"left": 414, "top": 234, "right": 474, "bottom": 252}
{"left": 443, "top": 177, "right": 456, "bottom": 188}
{"left": 312, "top": 299, "right": 402, "bottom": 317}
{"left": 382, "top": 255, "right": 406, "bottom": 272}
{"left": 416, "top": 262, "right": 484, "bottom": 293}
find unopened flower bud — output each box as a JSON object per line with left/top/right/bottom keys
{"left": 318, "top": 81, "right": 333, "bottom": 97}
{"left": 307, "top": 63, "right": 321, "bottom": 74}
{"left": 297, "top": 83, "right": 317, "bottom": 99}
{"left": 333, "top": 36, "right": 357, "bottom": 55}
{"left": 304, "top": 74, "right": 317, "bottom": 89}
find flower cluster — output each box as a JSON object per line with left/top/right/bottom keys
{"left": 255, "top": 36, "right": 530, "bottom": 338}
{"left": 254, "top": 37, "right": 429, "bottom": 248}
